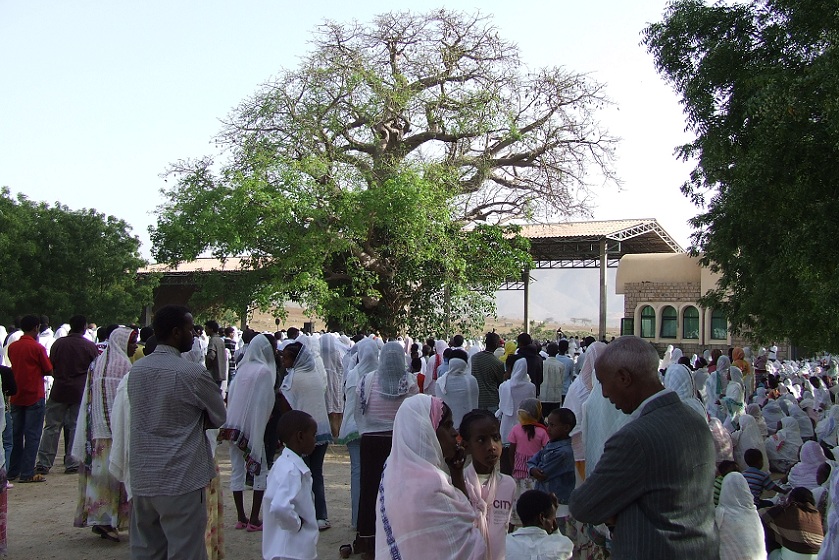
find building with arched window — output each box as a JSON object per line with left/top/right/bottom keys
{"left": 614, "top": 253, "right": 782, "bottom": 357}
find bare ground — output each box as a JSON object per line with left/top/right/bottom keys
{"left": 9, "top": 441, "right": 354, "bottom": 559}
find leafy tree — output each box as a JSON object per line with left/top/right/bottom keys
{"left": 152, "top": 10, "right": 616, "bottom": 336}
{"left": 0, "top": 187, "right": 157, "bottom": 327}
{"left": 644, "top": 0, "right": 839, "bottom": 351}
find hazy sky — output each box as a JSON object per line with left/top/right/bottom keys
{"left": 1, "top": 1, "right": 697, "bottom": 326}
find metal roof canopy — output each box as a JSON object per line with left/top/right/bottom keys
{"left": 507, "top": 219, "right": 684, "bottom": 339}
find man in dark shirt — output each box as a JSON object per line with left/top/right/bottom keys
{"left": 35, "top": 315, "right": 98, "bottom": 475}
{"left": 469, "top": 332, "right": 506, "bottom": 413}
{"left": 7, "top": 314, "right": 53, "bottom": 482}
{"left": 507, "top": 333, "right": 544, "bottom": 396}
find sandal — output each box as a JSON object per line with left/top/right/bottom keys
{"left": 246, "top": 522, "right": 263, "bottom": 532}
{"left": 18, "top": 474, "right": 46, "bottom": 483}
{"left": 235, "top": 519, "right": 249, "bottom": 530}
{"left": 102, "top": 527, "right": 120, "bottom": 542}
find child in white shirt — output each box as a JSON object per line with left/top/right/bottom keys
{"left": 263, "top": 410, "right": 319, "bottom": 560}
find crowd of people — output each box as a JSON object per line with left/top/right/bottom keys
{"left": 2, "top": 309, "right": 839, "bottom": 559}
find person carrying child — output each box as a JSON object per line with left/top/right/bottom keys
{"left": 527, "top": 408, "right": 577, "bottom": 524}
{"left": 508, "top": 398, "right": 549, "bottom": 527}
{"left": 460, "top": 409, "right": 516, "bottom": 560}
{"left": 262, "top": 410, "right": 319, "bottom": 560}
{"left": 506, "top": 489, "right": 573, "bottom": 559}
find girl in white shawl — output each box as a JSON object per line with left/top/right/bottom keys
{"left": 320, "top": 334, "right": 346, "bottom": 437}
{"left": 816, "top": 404, "right": 839, "bottom": 446}
{"left": 731, "top": 414, "right": 768, "bottom": 472}
{"left": 563, "top": 341, "right": 606, "bottom": 477}
{"left": 766, "top": 417, "right": 804, "bottom": 473}
{"left": 218, "top": 333, "right": 277, "bottom": 530}
{"left": 435, "top": 353, "right": 478, "bottom": 428}
{"left": 715, "top": 472, "right": 766, "bottom": 560}
{"left": 375, "top": 394, "right": 486, "bottom": 560}
{"left": 498, "top": 359, "right": 536, "bottom": 444}
{"left": 72, "top": 326, "right": 136, "bottom": 541}
{"left": 664, "top": 360, "right": 707, "bottom": 420}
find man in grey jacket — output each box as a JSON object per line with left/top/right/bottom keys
{"left": 569, "top": 336, "right": 717, "bottom": 559}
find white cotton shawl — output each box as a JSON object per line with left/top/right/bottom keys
{"left": 109, "top": 372, "right": 131, "bottom": 499}
{"left": 762, "top": 400, "right": 785, "bottom": 434}
{"left": 788, "top": 441, "right": 828, "bottom": 491}
{"left": 72, "top": 326, "right": 134, "bottom": 463}
{"left": 732, "top": 414, "right": 768, "bottom": 472}
{"left": 435, "top": 357, "right": 478, "bottom": 428}
{"left": 564, "top": 342, "right": 606, "bottom": 460}
{"left": 664, "top": 363, "right": 707, "bottom": 420}
{"left": 375, "top": 394, "right": 486, "bottom": 560}
{"left": 816, "top": 404, "right": 839, "bottom": 446}
{"left": 818, "top": 464, "right": 839, "bottom": 560}
{"left": 766, "top": 417, "right": 803, "bottom": 472}
{"left": 709, "top": 417, "right": 734, "bottom": 464}
{"left": 282, "top": 343, "right": 332, "bottom": 442}
{"left": 583, "top": 373, "right": 631, "bottom": 476}
{"left": 338, "top": 338, "right": 377, "bottom": 442}
{"left": 498, "top": 359, "right": 536, "bottom": 444}
{"left": 321, "top": 334, "right": 347, "bottom": 414}
{"left": 219, "top": 335, "right": 277, "bottom": 475}
{"left": 715, "top": 472, "right": 766, "bottom": 560}
{"left": 788, "top": 401, "right": 816, "bottom": 439}
{"left": 694, "top": 368, "right": 710, "bottom": 404}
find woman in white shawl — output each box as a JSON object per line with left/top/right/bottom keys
{"left": 583, "top": 373, "right": 631, "bottom": 477}
{"left": 816, "top": 404, "right": 839, "bottom": 446}
{"left": 659, "top": 344, "right": 675, "bottom": 372}
{"left": 766, "top": 417, "right": 804, "bottom": 473}
{"left": 320, "top": 334, "right": 347, "bottom": 437}
{"left": 721, "top": 381, "right": 746, "bottom": 429}
{"left": 434, "top": 351, "right": 478, "bottom": 428}
{"left": 706, "top": 355, "right": 731, "bottom": 419}
{"left": 818, "top": 465, "right": 839, "bottom": 560}
{"left": 498, "top": 359, "right": 536, "bottom": 444}
{"left": 788, "top": 401, "right": 816, "bottom": 439}
{"left": 762, "top": 399, "right": 785, "bottom": 435}
{"left": 664, "top": 360, "right": 707, "bottom": 420}
{"left": 731, "top": 414, "right": 768, "bottom": 472}
{"left": 709, "top": 417, "right": 734, "bottom": 465}
{"left": 746, "top": 403, "right": 769, "bottom": 438}
{"left": 218, "top": 333, "right": 277, "bottom": 530}
{"left": 72, "top": 326, "right": 136, "bottom": 541}
{"left": 787, "top": 441, "right": 828, "bottom": 491}
{"left": 337, "top": 337, "right": 378, "bottom": 530}
{"left": 715, "top": 472, "right": 766, "bottom": 560}
{"left": 564, "top": 341, "right": 606, "bottom": 478}
{"left": 281, "top": 341, "right": 333, "bottom": 527}
{"left": 375, "top": 394, "right": 486, "bottom": 560}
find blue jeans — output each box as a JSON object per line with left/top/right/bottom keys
{"left": 304, "top": 442, "right": 328, "bottom": 520}
{"left": 3, "top": 410, "right": 12, "bottom": 470}
{"left": 347, "top": 439, "right": 361, "bottom": 528}
{"left": 9, "top": 398, "right": 46, "bottom": 479}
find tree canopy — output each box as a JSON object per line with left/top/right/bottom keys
{"left": 644, "top": 0, "right": 839, "bottom": 351}
{"left": 152, "top": 10, "right": 616, "bottom": 336}
{"left": 0, "top": 187, "right": 157, "bottom": 327}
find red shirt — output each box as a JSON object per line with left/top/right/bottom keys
{"left": 8, "top": 334, "right": 51, "bottom": 406}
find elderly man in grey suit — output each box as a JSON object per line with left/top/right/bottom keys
{"left": 569, "top": 336, "right": 718, "bottom": 559}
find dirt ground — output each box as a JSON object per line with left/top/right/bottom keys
{"left": 8, "top": 440, "right": 354, "bottom": 559}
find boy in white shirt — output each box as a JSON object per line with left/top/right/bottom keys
{"left": 506, "top": 490, "right": 573, "bottom": 560}
{"left": 263, "top": 410, "right": 319, "bottom": 560}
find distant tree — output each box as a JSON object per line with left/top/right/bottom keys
{"left": 152, "top": 10, "right": 616, "bottom": 336}
{"left": 644, "top": 0, "right": 839, "bottom": 350}
{"left": 0, "top": 187, "right": 157, "bottom": 326}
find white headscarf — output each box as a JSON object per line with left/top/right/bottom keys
{"left": 219, "top": 334, "right": 277, "bottom": 474}
{"left": 375, "top": 394, "right": 486, "bottom": 560}
{"left": 816, "top": 404, "right": 839, "bottom": 446}
{"left": 664, "top": 362, "right": 707, "bottom": 420}
{"left": 564, "top": 341, "right": 606, "bottom": 461}
{"left": 709, "top": 417, "right": 734, "bottom": 465}
{"left": 584, "top": 373, "right": 631, "bottom": 476}
{"left": 715, "top": 472, "right": 765, "bottom": 560}
{"left": 766, "top": 416, "right": 803, "bottom": 472}
{"left": 788, "top": 441, "right": 828, "bottom": 491}
{"left": 732, "top": 414, "right": 768, "bottom": 472}
{"left": 745, "top": 403, "right": 769, "bottom": 438}
{"left": 435, "top": 357, "right": 477, "bottom": 428}
{"left": 818, "top": 464, "right": 839, "bottom": 559}
{"left": 762, "top": 400, "right": 785, "bottom": 434}
{"left": 788, "top": 401, "right": 816, "bottom": 439}
{"left": 498, "top": 359, "right": 536, "bottom": 444}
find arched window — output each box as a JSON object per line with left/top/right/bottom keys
{"left": 682, "top": 306, "right": 700, "bottom": 339}
{"left": 640, "top": 305, "right": 656, "bottom": 338}
{"left": 711, "top": 308, "right": 727, "bottom": 340}
{"left": 660, "top": 306, "right": 677, "bottom": 338}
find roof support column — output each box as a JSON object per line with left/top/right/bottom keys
{"left": 599, "top": 238, "right": 607, "bottom": 341}
{"left": 522, "top": 267, "right": 530, "bottom": 334}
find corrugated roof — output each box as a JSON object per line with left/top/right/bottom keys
{"left": 138, "top": 257, "right": 247, "bottom": 274}
{"left": 519, "top": 219, "right": 659, "bottom": 239}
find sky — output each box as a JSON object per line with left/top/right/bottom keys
{"left": 0, "top": 1, "right": 698, "bottom": 326}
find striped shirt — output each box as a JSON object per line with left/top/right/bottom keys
{"left": 128, "top": 344, "right": 226, "bottom": 497}
{"left": 469, "top": 351, "right": 505, "bottom": 411}
{"left": 743, "top": 466, "right": 775, "bottom": 505}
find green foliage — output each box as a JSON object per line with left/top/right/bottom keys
{"left": 152, "top": 10, "right": 615, "bottom": 336}
{"left": 644, "top": 0, "right": 839, "bottom": 351}
{"left": 0, "top": 187, "right": 157, "bottom": 326}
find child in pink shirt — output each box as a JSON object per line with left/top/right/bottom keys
{"left": 507, "top": 398, "right": 548, "bottom": 527}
